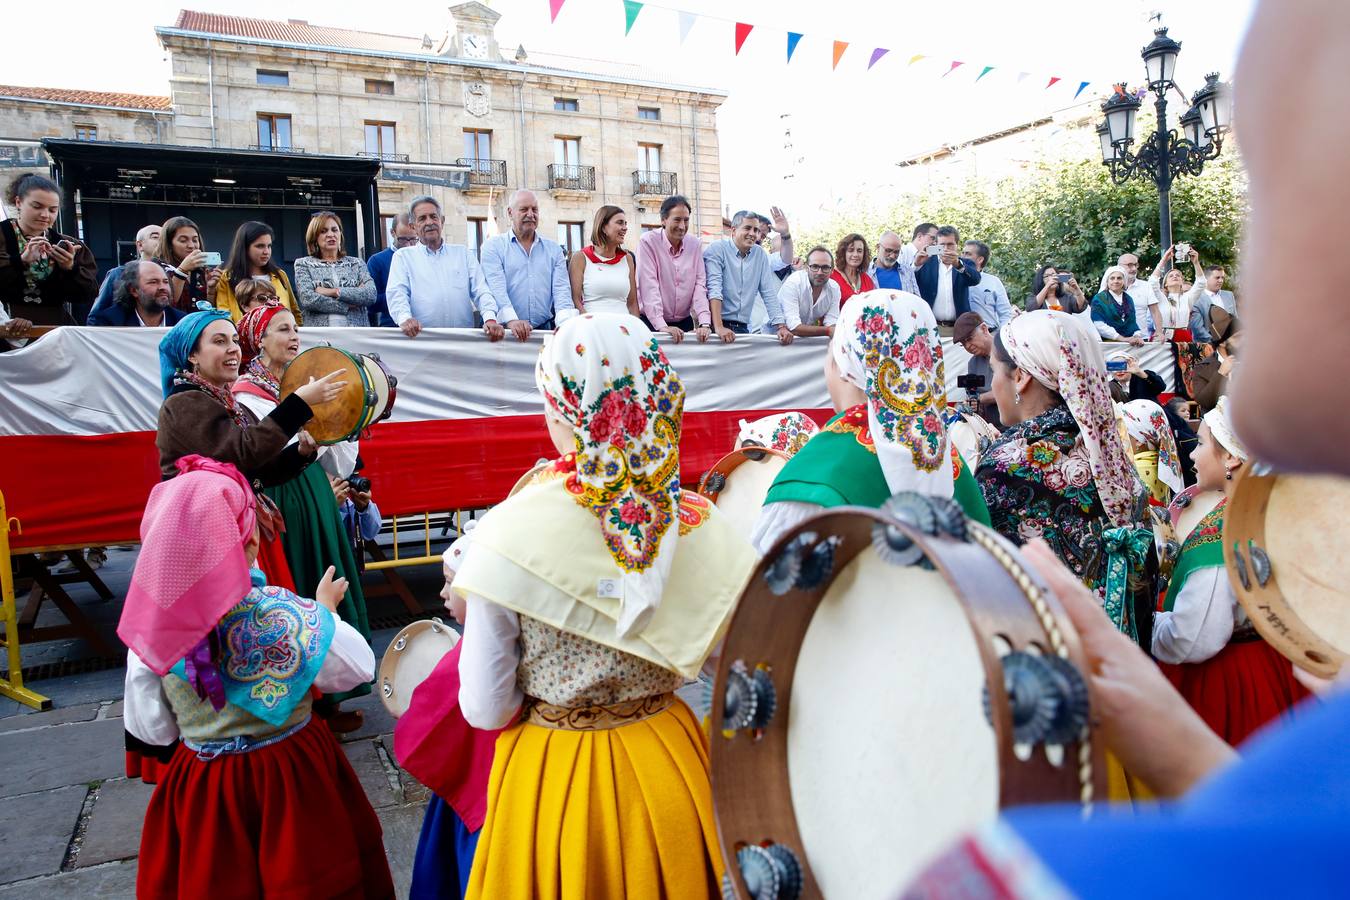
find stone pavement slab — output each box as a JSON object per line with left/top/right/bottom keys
{"left": 76, "top": 778, "right": 156, "bottom": 868}
{"left": 0, "top": 703, "right": 99, "bottom": 735}
{"left": 378, "top": 802, "right": 425, "bottom": 900}
{"left": 0, "top": 785, "right": 86, "bottom": 884}
{"left": 0, "top": 860, "right": 138, "bottom": 899}
{"left": 337, "top": 689, "right": 398, "bottom": 744}
{"left": 344, "top": 738, "right": 399, "bottom": 810}
{"left": 0, "top": 718, "right": 125, "bottom": 797}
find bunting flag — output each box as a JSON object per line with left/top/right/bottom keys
{"left": 832, "top": 40, "right": 849, "bottom": 70}
{"left": 868, "top": 48, "right": 889, "bottom": 70}
{"left": 943, "top": 60, "right": 965, "bottom": 77}
{"left": 1017, "top": 71, "right": 1030, "bottom": 83}
{"left": 787, "top": 31, "right": 803, "bottom": 63}
{"left": 623, "top": 0, "right": 643, "bottom": 35}
{"left": 734, "top": 21, "right": 753, "bottom": 55}
{"left": 1073, "top": 80, "right": 1090, "bottom": 99}
{"left": 1047, "top": 76, "right": 1062, "bottom": 89}
{"left": 549, "top": 0, "right": 566, "bottom": 21}
{"left": 908, "top": 53, "right": 926, "bottom": 66}
{"left": 677, "top": 9, "right": 696, "bottom": 43}
{"left": 976, "top": 65, "right": 994, "bottom": 82}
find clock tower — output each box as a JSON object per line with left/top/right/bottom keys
{"left": 446, "top": 2, "right": 501, "bottom": 61}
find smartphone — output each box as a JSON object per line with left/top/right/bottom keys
{"left": 203, "top": 251, "right": 222, "bottom": 267}
{"left": 1056, "top": 273, "right": 1072, "bottom": 285}
{"left": 1106, "top": 359, "right": 1129, "bottom": 373}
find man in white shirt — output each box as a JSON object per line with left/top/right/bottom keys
{"left": 1115, "top": 253, "right": 1157, "bottom": 339}
{"left": 913, "top": 225, "right": 981, "bottom": 326}
{"left": 1192, "top": 264, "right": 1238, "bottom": 340}
{"left": 776, "top": 246, "right": 840, "bottom": 337}
{"left": 386, "top": 196, "right": 501, "bottom": 339}
{"left": 899, "top": 222, "right": 938, "bottom": 268}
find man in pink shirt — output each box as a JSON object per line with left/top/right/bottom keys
{"left": 638, "top": 195, "right": 711, "bottom": 343}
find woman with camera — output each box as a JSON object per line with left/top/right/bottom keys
{"left": 294, "top": 211, "right": 375, "bottom": 327}
{"left": 231, "top": 300, "right": 373, "bottom": 732}
{"left": 1, "top": 174, "right": 97, "bottom": 332}
{"left": 1024, "top": 264, "right": 1087, "bottom": 314}
{"left": 158, "top": 216, "right": 221, "bottom": 312}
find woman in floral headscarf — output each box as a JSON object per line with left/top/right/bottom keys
{"left": 454, "top": 313, "right": 757, "bottom": 898}
{"left": 736, "top": 411, "right": 819, "bottom": 456}
{"left": 1116, "top": 398, "right": 1185, "bottom": 506}
{"left": 752, "top": 289, "right": 990, "bottom": 555}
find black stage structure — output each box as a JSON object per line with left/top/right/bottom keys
{"left": 42, "top": 139, "right": 382, "bottom": 286}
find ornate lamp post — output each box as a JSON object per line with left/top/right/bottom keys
{"left": 1098, "top": 27, "right": 1234, "bottom": 254}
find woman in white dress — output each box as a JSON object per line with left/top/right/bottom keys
{"left": 569, "top": 204, "right": 638, "bottom": 317}
{"left": 1146, "top": 246, "right": 1205, "bottom": 341}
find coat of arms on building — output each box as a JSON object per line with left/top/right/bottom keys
{"left": 464, "top": 81, "right": 491, "bottom": 117}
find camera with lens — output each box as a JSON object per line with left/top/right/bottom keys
{"left": 956, "top": 373, "right": 986, "bottom": 413}
{"left": 346, "top": 474, "right": 372, "bottom": 495}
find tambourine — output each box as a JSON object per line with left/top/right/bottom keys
{"left": 279, "top": 346, "right": 397, "bottom": 444}
{"left": 945, "top": 410, "right": 1001, "bottom": 469}
{"left": 1169, "top": 484, "right": 1223, "bottom": 544}
{"left": 696, "top": 448, "right": 789, "bottom": 537}
{"left": 711, "top": 493, "right": 1103, "bottom": 900}
{"left": 1224, "top": 468, "right": 1350, "bottom": 679}
{"left": 1148, "top": 505, "right": 1180, "bottom": 582}
{"left": 378, "top": 618, "right": 460, "bottom": 717}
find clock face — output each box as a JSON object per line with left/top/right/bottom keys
{"left": 463, "top": 34, "right": 488, "bottom": 59}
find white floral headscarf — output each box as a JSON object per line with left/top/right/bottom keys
{"left": 1118, "top": 399, "right": 1184, "bottom": 494}
{"left": 1203, "top": 395, "right": 1249, "bottom": 461}
{"left": 1000, "top": 309, "right": 1139, "bottom": 527}
{"left": 830, "top": 289, "right": 952, "bottom": 498}
{"left": 535, "top": 313, "right": 684, "bottom": 637}
{"left": 736, "top": 412, "right": 819, "bottom": 457}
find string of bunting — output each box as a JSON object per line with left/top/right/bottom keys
{"left": 549, "top": 0, "right": 1094, "bottom": 98}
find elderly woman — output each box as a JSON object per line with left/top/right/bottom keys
{"left": 1091, "top": 265, "right": 1147, "bottom": 345}
{"left": 294, "top": 211, "right": 375, "bottom": 327}
{"left": 454, "top": 313, "right": 756, "bottom": 898}
{"left": 1152, "top": 397, "right": 1310, "bottom": 745}
{"left": 0, "top": 174, "right": 96, "bottom": 329}
{"left": 752, "top": 289, "right": 990, "bottom": 555}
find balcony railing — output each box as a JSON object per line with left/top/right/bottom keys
{"left": 633, "top": 170, "right": 677, "bottom": 196}
{"left": 360, "top": 150, "right": 410, "bottom": 163}
{"left": 456, "top": 157, "right": 508, "bottom": 187}
{"left": 547, "top": 164, "right": 596, "bottom": 192}
{"left": 249, "top": 143, "right": 306, "bottom": 154}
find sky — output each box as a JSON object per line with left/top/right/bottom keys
{"left": 3, "top": 0, "right": 1257, "bottom": 226}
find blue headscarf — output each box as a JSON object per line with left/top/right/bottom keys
{"left": 158, "top": 305, "right": 232, "bottom": 398}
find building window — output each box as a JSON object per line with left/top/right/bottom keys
{"left": 463, "top": 129, "right": 492, "bottom": 161}
{"left": 554, "top": 136, "right": 581, "bottom": 167}
{"left": 557, "top": 221, "right": 585, "bottom": 255}
{"left": 257, "top": 113, "right": 293, "bottom": 150}
{"left": 365, "top": 79, "right": 394, "bottom": 95}
{"left": 74, "top": 124, "right": 98, "bottom": 141}
{"left": 554, "top": 98, "right": 579, "bottom": 112}
{"left": 364, "top": 121, "right": 397, "bottom": 158}
{"left": 257, "top": 69, "right": 290, "bottom": 86}
{"left": 468, "top": 218, "right": 488, "bottom": 260}
{"left": 638, "top": 143, "right": 663, "bottom": 176}
{"left": 638, "top": 107, "right": 660, "bottom": 121}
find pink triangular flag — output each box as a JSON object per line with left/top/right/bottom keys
{"left": 549, "top": 0, "right": 566, "bottom": 22}
{"left": 943, "top": 60, "right": 965, "bottom": 77}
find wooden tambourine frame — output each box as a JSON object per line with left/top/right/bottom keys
{"left": 279, "top": 345, "right": 375, "bottom": 444}
{"left": 697, "top": 447, "right": 791, "bottom": 504}
{"left": 711, "top": 505, "right": 1104, "bottom": 900}
{"left": 378, "top": 617, "right": 459, "bottom": 717}
{"left": 1224, "top": 467, "right": 1350, "bottom": 678}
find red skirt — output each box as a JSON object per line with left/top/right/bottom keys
{"left": 137, "top": 717, "right": 394, "bottom": 900}
{"left": 257, "top": 530, "right": 297, "bottom": 592}
{"left": 1160, "top": 639, "right": 1312, "bottom": 747}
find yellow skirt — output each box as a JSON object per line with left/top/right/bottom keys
{"left": 465, "top": 698, "right": 723, "bottom": 899}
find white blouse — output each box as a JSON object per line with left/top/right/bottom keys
{"left": 581, "top": 251, "right": 633, "bottom": 316}
{"left": 123, "top": 618, "right": 375, "bottom": 746}
{"left": 1151, "top": 566, "right": 1249, "bottom": 664}
{"left": 235, "top": 390, "right": 361, "bottom": 480}
{"left": 750, "top": 500, "right": 824, "bottom": 556}
{"left": 1147, "top": 275, "right": 1205, "bottom": 330}
{"left": 457, "top": 595, "right": 525, "bottom": 731}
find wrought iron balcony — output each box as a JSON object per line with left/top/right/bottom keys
{"left": 360, "top": 150, "right": 411, "bottom": 163}
{"left": 547, "top": 163, "right": 595, "bottom": 192}
{"left": 632, "top": 170, "right": 677, "bottom": 196}
{"left": 456, "top": 157, "right": 508, "bottom": 187}
{"left": 248, "top": 143, "right": 306, "bottom": 154}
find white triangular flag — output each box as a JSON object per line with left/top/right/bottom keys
{"left": 678, "top": 10, "right": 696, "bottom": 44}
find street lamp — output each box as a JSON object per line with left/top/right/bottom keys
{"left": 1097, "top": 27, "right": 1234, "bottom": 256}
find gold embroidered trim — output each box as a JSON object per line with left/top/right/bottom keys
{"left": 524, "top": 692, "right": 676, "bottom": 731}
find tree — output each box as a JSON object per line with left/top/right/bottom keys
{"left": 800, "top": 154, "right": 1248, "bottom": 302}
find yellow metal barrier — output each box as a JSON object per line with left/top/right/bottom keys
{"left": 363, "top": 510, "right": 468, "bottom": 572}
{"left": 0, "top": 492, "right": 52, "bottom": 710}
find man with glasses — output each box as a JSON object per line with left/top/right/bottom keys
{"left": 704, "top": 210, "right": 794, "bottom": 344}
{"left": 366, "top": 213, "right": 417, "bottom": 326}
{"left": 913, "top": 225, "right": 982, "bottom": 328}
{"left": 387, "top": 196, "right": 501, "bottom": 339}
{"left": 961, "top": 239, "right": 1014, "bottom": 329}
{"left": 900, "top": 222, "right": 939, "bottom": 268}
{"left": 870, "top": 229, "right": 919, "bottom": 294}
{"left": 777, "top": 246, "right": 840, "bottom": 338}
{"left": 952, "top": 311, "right": 1002, "bottom": 427}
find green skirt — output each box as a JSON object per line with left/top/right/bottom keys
{"left": 265, "top": 462, "right": 372, "bottom": 702}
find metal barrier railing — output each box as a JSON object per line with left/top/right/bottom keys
{"left": 0, "top": 492, "right": 53, "bottom": 710}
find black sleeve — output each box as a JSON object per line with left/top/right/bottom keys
{"left": 263, "top": 392, "right": 314, "bottom": 438}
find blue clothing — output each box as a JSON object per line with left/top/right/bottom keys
{"left": 873, "top": 263, "right": 903, "bottom": 291}
{"left": 410, "top": 796, "right": 480, "bottom": 900}
{"left": 966, "top": 270, "right": 1015, "bottom": 329}
{"left": 90, "top": 264, "right": 124, "bottom": 321}
{"left": 87, "top": 301, "right": 186, "bottom": 328}
{"left": 339, "top": 498, "right": 382, "bottom": 543}
{"left": 702, "top": 240, "right": 786, "bottom": 327}
{"left": 477, "top": 233, "right": 574, "bottom": 328}
{"left": 913, "top": 255, "right": 982, "bottom": 319}
{"left": 365, "top": 248, "right": 396, "bottom": 327}
{"left": 158, "top": 307, "right": 230, "bottom": 397}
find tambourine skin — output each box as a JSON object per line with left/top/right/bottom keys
{"left": 378, "top": 618, "right": 460, "bottom": 718}
{"left": 697, "top": 447, "right": 791, "bottom": 503}
{"left": 711, "top": 506, "right": 1103, "bottom": 900}
{"left": 279, "top": 346, "right": 374, "bottom": 444}
{"left": 1224, "top": 467, "right": 1350, "bottom": 679}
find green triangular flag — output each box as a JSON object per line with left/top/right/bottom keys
{"left": 623, "top": 0, "right": 643, "bottom": 35}
{"left": 976, "top": 65, "right": 995, "bottom": 82}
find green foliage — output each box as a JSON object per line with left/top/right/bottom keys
{"left": 800, "top": 154, "right": 1248, "bottom": 303}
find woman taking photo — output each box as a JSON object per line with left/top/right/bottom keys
{"left": 831, "top": 232, "right": 875, "bottom": 307}
{"left": 1146, "top": 247, "right": 1204, "bottom": 341}
{"left": 231, "top": 302, "right": 372, "bottom": 727}
{"left": 294, "top": 211, "right": 375, "bottom": 327}
{"left": 454, "top": 314, "right": 756, "bottom": 898}
{"left": 569, "top": 204, "right": 637, "bottom": 316}
{"left": 216, "top": 221, "right": 301, "bottom": 322}
{"left": 1025, "top": 264, "right": 1087, "bottom": 314}
{"left": 0, "top": 174, "right": 96, "bottom": 326}
{"left": 158, "top": 217, "right": 220, "bottom": 313}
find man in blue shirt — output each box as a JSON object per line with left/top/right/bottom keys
{"left": 703, "top": 211, "right": 793, "bottom": 345}
{"left": 870, "top": 229, "right": 920, "bottom": 294}
{"left": 961, "top": 240, "right": 1014, "bottom": 329}
{"left": 364, "top": 214, "right": 416, "bottom": 326}
{"left": 478, "top": 190, "right": 574, "bottom": 338}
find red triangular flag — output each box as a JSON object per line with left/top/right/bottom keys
{"left": 549, "top": 0, "right": 566, "bottom": 22}
{"left": 1046, "top": 76, "right": 1062, "bottom": 89}
{"left": 832, "top": 41, "right": 849, "bottom": 70}
{"left": 735, "top": 22, "right": 753, "bottom": 55}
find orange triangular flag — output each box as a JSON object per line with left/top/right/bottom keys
{"left": 832, "top": 40, "right": 849, "bottom": 70}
